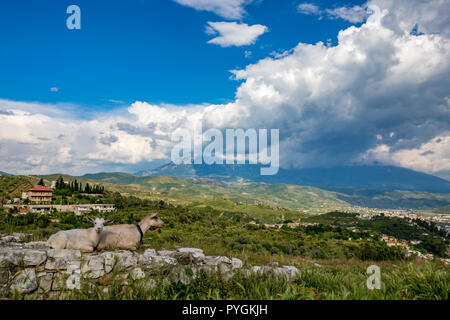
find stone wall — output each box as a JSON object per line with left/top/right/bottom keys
{"left": 0, "top": 234, "right": 300, "bottom": 298}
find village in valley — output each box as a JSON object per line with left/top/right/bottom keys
{"left": 257, "top": 210, "right": 450, "bottom": 265}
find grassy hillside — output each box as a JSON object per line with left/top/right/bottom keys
{"left": 78, "top": 174, "right": 353, "bottom": 214}
{"left": 436, "top": 205, "right": 450, "bottom": 214}
{"left": 78, "top": 173, "right": 450, "bottom": 211}
{"left": 337, "top": 189, "right": 450, "bottom": 209}
{"left": 1, "top": 197, "right": 448, "bottom": 300}
{"left": 4, "top": 173, "right": 450, "bottom": 218}
{"left": 0, "top": 176, "right": 33, "bottom": 199}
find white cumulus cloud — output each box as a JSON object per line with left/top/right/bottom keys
{"left": 326, "top": 5, "right": 367, "bottom": 23}
{"left": 173, "top": 0, "right": 253, "bottom": 20}
{"left": 1, "top": 0, "right": 449, "bottom": 177}
{"left": 297, "top": 3, "right": 321, "bottom": 16}
{"left": 206, "top": 21, "right": 268, "bottom": 47}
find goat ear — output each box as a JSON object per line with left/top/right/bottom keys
{"left": 150, "top": 213, "right": 158, "bottom": 218}
{"left": 86, "top": 216, "right": 94, "bottom": 223}
{"left": 105, "top": 219, "right": 114, "bottom": 225}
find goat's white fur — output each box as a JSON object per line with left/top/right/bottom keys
{"left": 47, "top": 216, "right": 112, "bottom": 252}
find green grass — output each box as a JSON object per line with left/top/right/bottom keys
{"left": 0, "top": 176, "right": 33, "bottom": 199}
{"left": 1, "top": 194, "right": 449, "bottom": 300}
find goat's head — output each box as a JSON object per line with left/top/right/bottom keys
{"left": 86, "top": 216, "right": 113, "bottom": 234}
{"left": 149, "top": 213, "right": 165, "bottom": 228}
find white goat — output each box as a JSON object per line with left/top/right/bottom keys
{"left": 47, "top": 216, "right": 112, "bottom": 252}
{"left": 96, "top": 213, "right": 165, "bottom": 251}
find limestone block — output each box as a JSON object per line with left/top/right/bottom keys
{"left": 175, "top": 248, "right": 205, "bottom": 265}
{"left": 81, "top": 254, "right": 105, "bottom": 279}
{"left": 37, "top": 272, "right": 53, "bottom": 293}
{"left": 130, "top": 267, "right": 145, "bottom": 280}
{"left": 10, "top": 269, "right": 37, "bottom": 294}
{"left": 45, "top": 249, "right": 81, "bottom": 270}
{"left": 113, "top": 251, "right": 138, "bottom": 271}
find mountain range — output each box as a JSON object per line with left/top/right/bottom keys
{"left": 78, "top": 163, "right": 450, "bottom": 210}
{"left": 3, "top": 164, "right": 450, "bottom": 211}
{"left": 136, "top": 163, "right": 450, "bottom": 194}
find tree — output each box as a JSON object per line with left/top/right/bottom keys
{"left": 56, "top": 176, "right": 65, "bottom": 189}
{"left": 38, "top": 178, "right": 45, "bottom": 186}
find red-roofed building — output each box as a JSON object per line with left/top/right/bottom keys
{"left": 27, "top": 186, "right": 53, "bottom": 202}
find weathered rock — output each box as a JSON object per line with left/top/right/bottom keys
{"left": 51, "top": 265, "right": 81, "bottom": 291}
{"left": 47, "top": 291, "right": 62, "bottom": 299}
{"left": 0, "top": 236, "right": 16, "bottom": 244}
{"left": 0, "top": 248, "right": 47, "bottom": 268}
{"left": 231, "top": 258, "right": 243, "bottom": 270}
{"left": 51, "top": 273, "right": 65, "bottom": 291}
{"left": 37, "top": 272, "right": 53, "bottom": 293}
{"left": 45, "top": 249, "right": 81, "bottom": 270}
{"left": 0, "top": 242, "right": 247, "bottom": 296}
{"left": 278, "top": 266, "right": 301, "bottom": 282}
{"left": 12, "top": 233, "right": 33, "bottom": 242}
{"left": 81, "top": 255, "right": 105, "bottom": 279}
{"left": 101, "top": 252, "right": 116, "bottom": 273}
{"left": 0, "top": 233, "right": 32, "bottom": 245}
{"left": 143, "top": 249, "right": 157, "bottom": 256}
{"left": 251, "top": 265, "right": 301, "bottom": 282}
{"left": 23, "top": 250, "right": 47, "bottom": 267}
{"left": 202, "top": 256, "right": 241, "bottom": 280}
{"left": 65, "top": 265, "right": 82, "bottom": 290}
{"left": 157, "top": 250, "right": 177, "bottom": 257}
{"left": 113, "top": 251, "right": 138, "bottom": 271}
{"left": 10, "top": 269, "right": 37, "bottom": 294}
{"left": 138, "top": 254, "right": 152, "bottom": 267}
{"left": 175, "top": 248, "right": 205, "bottom": 265}
{"left": 23, "top": 242, "right": 51, "bottom": 250}
{"left": 0, "top": 248, "right": 22, "bottom": 267}
{"left": 138, "top": 249, "right": 160, "bottom": 269}
{"left": 147, "top": 255, "right": 178, "bottom": 269}
{"left": 130, "top": 267, "right": 145, "bottom": 280}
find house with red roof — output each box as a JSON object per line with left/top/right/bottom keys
{"left": 27, "top": 185, "right": 53, "bottom": 202}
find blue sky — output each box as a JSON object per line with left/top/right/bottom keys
{"left": 0, "top": 0, "right": 364, "bottom": 108}
{"left": 0, "top": 0, "right": 449, "bottom": 178}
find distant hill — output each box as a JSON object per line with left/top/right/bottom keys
{"left": 0, "top": 176, "right": 32, "bottom": 198}
{"left": 137, "top": 163, "right": 450, "bottom": 194}
{"left": 82, "top": 172, "right": 143, "bottom": 185}
{"left": 81, "top": 172, "right": 450, "bottom": 211}
{"left": 0, "top": 171, "right": 12, "bottom": 176}
{"left": 436, "top": 205, "right": 450, "bottom": 214}
{"left": 2, "top": 171, "right": 449, "bottom": 211}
